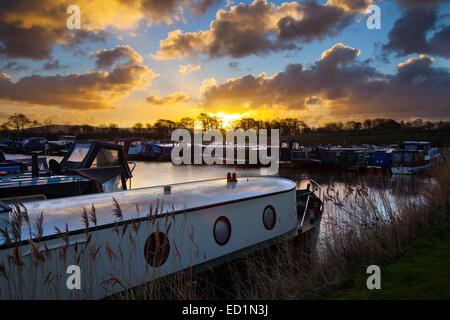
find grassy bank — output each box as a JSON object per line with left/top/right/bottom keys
{"left": 338, "top": 223, "right": 450, "bottom": 299}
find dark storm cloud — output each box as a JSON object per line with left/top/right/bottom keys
{"left": 397, "top": 0, "right": 450, "bottom": 6}
{"left": 43, "top": 59, "right": 68, "bottom": 70}
{"left": 383, "top": 6, "right": 450, "bottom": 59}
{"left": 155, "top": 0, "right": 365, "bottom": 59}
{"left": 202, "top": 44, "right": 450, "bottom": 119}
{"left": 91, "top": 45, "right": 143, "bottom": 69}
{"left": 0, "top": 0, "right": 108, "bottom": 60}
{"left": 0, "top": 47, "right": 157, "bottom": 110}
{"left": 1, "top": 62, "right": 29, "bottom": 73}
{"left": 189, "top": 0, "right": 222, "bottom": 16}
{"left": 277, "top": 1, "right": 353, "bottom": 43}
{"left": 0, "top": 0, "right": 214, "bottom": 61}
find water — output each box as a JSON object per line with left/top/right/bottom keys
{"left": 5, "top": 154, "right": 430, "bottom": 244}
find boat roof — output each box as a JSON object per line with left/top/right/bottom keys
{"left": 0, "top": 177, "right": 295, "bottom": 245}
{"left": 116, "top": 137, "right": 144, "bottom": 143}
{"left": 402, "top": 141, "right": 430, "bottom": 145}
{"left": 0, "top": 175, "right": 91, "bottom": 189}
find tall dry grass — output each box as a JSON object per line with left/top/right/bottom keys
{"left": 220, "top": 153, "right": 450, "bottom": 299}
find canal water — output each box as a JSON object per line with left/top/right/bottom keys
{"left": 5, "top": 154, "right": 431, "bottom": 246}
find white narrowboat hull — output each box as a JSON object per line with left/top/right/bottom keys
{"left": 0, "top": 177, "right": 297, "bottom": 299}
{"left": 391, "top": 163, "right": 431, "bottom": 175}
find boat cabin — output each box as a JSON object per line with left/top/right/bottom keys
{"left": 280, "top": 140, "right": 308, "bottom": 163}
{"left": 401, "top": 141, "right": 431, "bottom": 152}
{"left": 0, "top": 141, "right": 132, "bottom": 204}
{"left": 116, "top": 138, "right": 146, "bottom": 158}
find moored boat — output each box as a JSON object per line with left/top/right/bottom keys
{"left": 0, "top": 141, "right": 132, "bottom": 203}
{"left": 0, "top": 176, "right": 323, "bottom": 299}
{"left": 391, "top": 150, "right": 431, "bottom": 175}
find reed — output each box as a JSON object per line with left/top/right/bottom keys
{"left": 222, "top": 153, "right": 450, "bottom": 299}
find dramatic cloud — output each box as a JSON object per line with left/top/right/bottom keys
{"left": 190, "top": 0, "right": 222, "bottom": 16}
{"left": 43, "top": 59, "right": 68, "bottom": 71}
{"left": 397, "top": 0, "right": 450, "bottom": 6}
{"left": 326, "top": 0, "right": 375, "bottom": 12}
{"left": 146, "top": 91, "right": 190, "bottom": 105}
{"left": 1, "top": 62, "right": 29, "bottom": 73}
{"left": 91, "top": 45, "right": 144, "bottom": 69}
{"left": 178, "top": 64, "right": 204, "bottom": 74}
{"left": 383, "top": 6, "right": 450, "bottom": 59}
{"left": 154, "top": 0, "right": 366, "bottom": 60}
{"left": 0, "top": 0, "right": 217, "bottom": 60}
{"left": 0, "top": 47, "right": 157, "bottom": 110}
{"left": 201, "top": 43, "right": 450, "bottom": 119}
{"left": 228, "top": 61, "right": 239, "bottom": 70}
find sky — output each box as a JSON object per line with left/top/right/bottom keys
{"left": 0, "top": 0, "right": 449, "bottom": 128}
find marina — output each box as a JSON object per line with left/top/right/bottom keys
{"left": 0, "top": 146, "right": 436, "bottom": 299}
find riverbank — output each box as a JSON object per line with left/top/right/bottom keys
{"left": 337, "top": 221, "right": 450, "bottom": 299}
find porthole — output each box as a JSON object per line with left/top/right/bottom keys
{"left": 213, "top": 216, "right": 231, "bottom": 246}
{"left": 144, "top": 231, "right": 170, "bottom": 267}
{"left": 262, "top": 205, "right": 276, "bottom": 230}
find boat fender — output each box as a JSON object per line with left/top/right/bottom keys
{"left": 226, "top": 172, "right": 238, "bottom": 183}
{"left": 163, "top": 185, "right": 172, "bottom": 194}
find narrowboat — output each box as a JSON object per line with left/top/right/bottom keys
{"left": 279, "top": 140, "right": 310, "bottom": 167}
{"left": 116, "top": 138, "right": 146, "bottom": 160}
{"left": 391, "top": 150, "right": 431, "bottom": 175}
{"left": 0, "top": 176, "right": 323, "bottom": 299}
{"left": 116, "top": 139, "right": 174, "bottom": 162}
{"left": 317, "top": 146, "right": 368, "bottom": 166}
{"left": 0, "top": 141, "right": 132, "bottom": 203}
{"left": 336, "top": 150, "right": 368, "bottom": 172}
{"left": 366, "top": 151, "right": 392, "bottom": 174}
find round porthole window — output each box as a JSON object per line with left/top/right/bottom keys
{"left": 213, "top": 216, "right": 231, "bottom": 246}
{"left": 144, "top": 231, "right": 170, "bottom": 267}
{"left": 262, "top": 205, "right": 276, "bottom": 230}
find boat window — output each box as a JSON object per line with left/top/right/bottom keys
{"left": 405, "top": 145, "right": 417, "bottom": 151}
{"left": 403, "top": 152, "right": 413, "bottom": 164}
{"left": 292, "top": 142, "right": 300, "bottom": 150}
{"left": 130, "top": 141, "right": 141, "bottom": 147}
{"left": 117, "top": 141, "right": 125, "bottom": 146}
{"left": 67, "top": 143, "right": 91, "bottom": 163}
{"left": 281, "top": 142, "right": 289, "bottom": 149}
{"left": 91, "top": 148, "right": 119, "bottom": 168}
{"left": 393, "top": 153, "right": 403, "bottom": 163}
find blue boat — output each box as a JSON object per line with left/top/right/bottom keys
{"left": 367, "top": 151, "right": 392, "bottom": 173}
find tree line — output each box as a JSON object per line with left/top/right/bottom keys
{"left": 1, "top": 112, "right": 450, "bottom": 141}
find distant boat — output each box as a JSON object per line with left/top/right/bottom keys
{"left": 116, "top": 138, "right": 173, "bottom": 162}
{"left": 366, "top": 151, "right": 392, "bottom": 174}
{"left": 391, "top": 141, "right": 443, "bottom": 175}
{"left": 391, "top": 150, "right": 431, "bottom": 175}
{"left": 116, "top": 138, "right": 146, "bottom": 160}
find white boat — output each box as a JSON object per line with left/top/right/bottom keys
{"left": 0, "top": 176, "right": 317, "bottom": 299}
{"left": 391, "top": 150, "right": 431, "bottom": 175}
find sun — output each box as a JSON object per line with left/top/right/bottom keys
{"left": 209, "top": 112, "right": 243, "bottom": 128}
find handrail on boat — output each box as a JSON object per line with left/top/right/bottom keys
{"left": 309, "top": 179, "right": 323, "bottom": 203}
{"left": 299, "top": 194, "right": 310, "bottom": 231}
